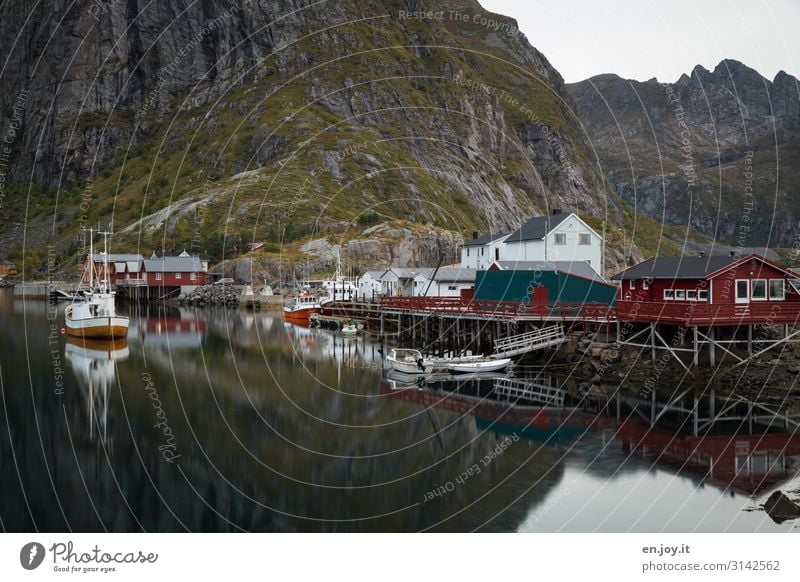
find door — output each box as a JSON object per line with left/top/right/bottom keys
{"left": 735, "top": 279, "right": 749, "bottom": 303}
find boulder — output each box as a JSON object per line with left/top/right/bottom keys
{"left": 763, "top": 491, "right": 800, "bottom": 524}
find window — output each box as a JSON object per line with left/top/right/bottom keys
{"left": 447, "top": 285, "right": 458, "bottom": 291}
{"left": 675, "top": 290, "right": 686, "bottom": 300}
{"left": 736, "top": 280, "right": 749, "bottom": 303}
{"left": 687, "top": 290, "right": 697, "bottom": 300}
{"left": 155, "top": 272, "right": 162, "bottom": 281}
{"left": 190, "top": 272, "right": 197, "bottom": 281}
{"left": 467, "top": 248, "right": 470, "bottom": 257}
{"left": 554, "top": 233, "right": 566, "bottom": 245}
{"left": 579, "top": 233, "right": 591, "bottom": 245}
{"left": 751, "top": 279, "right": 767, "bottom": 300}
{"left": 664, "top": 289, "right": 674, "bottom": 300}
{"left": 481, "top": 247, "right": 484, "bottom": 256}
{"left": 642, "top": 279, "right": 650, "bottom": 290}
{"left": 495, "top": 248, "right": 500, "bottom": 260}
{"left": 176, "top": 272, "right": 182, "bottom": 280}
{"left": 698, "top": 290, "right": 709, "bottom": 301}
{"left": 630, "top": 280, "right": 636, "bottom": 289}
{"left": 769, "top": 279, "right": 785, "bottom": 300}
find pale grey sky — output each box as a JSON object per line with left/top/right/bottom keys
{"left": 479, "top": 0, "right": 800, "bottom": 83}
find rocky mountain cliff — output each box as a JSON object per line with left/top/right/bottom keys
{"left": 0, "top": 0, "right": 652, "bottom": 278}
{"left": 567, "top": 60, "right": 800, "bottom": 248}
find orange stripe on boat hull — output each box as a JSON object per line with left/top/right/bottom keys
{"left": 65, "top": 325, "right": 128, "bottom": 339}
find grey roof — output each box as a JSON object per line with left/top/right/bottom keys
{"left": 416, "top": 267, "right": 478, "bottom": 283}
{"left": 144, "top": 256, "right": 204, "bottom": 273}
{"left": 90, "top": 253, "right": 143, "bottom": 262}
{"left": 361, "top": 270, "right": 387, "bottom": 279}
{"left": 506, "top": 213, "right": 572, "bottom": 243}
{"left": 493, "top": 260, "right": 606, "bottom": 283}
{"left": 611, "top": 255, "right": 739, "bottom": 280}
{"left": 0, "top": 259, "right": 15, "bottom": 265}
{"left": 126, "top": 260, "right": 142, "bottom": 273}
{"left": 462, "top": 232, "right": 509, "bottom": 247}
{"left": 689, "top": 243, "right": 780, "bottom": 261}
{"left": 383, "top": 267, "right": 432, "bottom": 280}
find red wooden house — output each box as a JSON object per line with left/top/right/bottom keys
{"left": 612, "top": 253, "right": 800, "bottom": 325}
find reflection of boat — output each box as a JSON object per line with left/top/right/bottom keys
{"left": 283, "top": 294, "right": 321, "bottom": 324}
{"left": 65, "top": 229, "right": 129, "bottom": 339}
{"left": 448, "top": 358, "right": 511, "bottom": 373}
{"left": 65, "top": 336, "right": 129, "bottom": 442}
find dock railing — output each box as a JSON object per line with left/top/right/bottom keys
{"left": 615, "top": 300, "right": 800, "bottom": 325}
{"left": 380, "top": 296, "right": 615, "bottom": 321}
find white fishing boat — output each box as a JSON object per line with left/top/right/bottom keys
{"left": 65, "top": 229, "right": 129, "bottom": 340}
{"left": 385, "top": 348, "right": 425, "bottom": 374}
{"left": 448, "top": 358, "right": 512, "bottom": 374}
{"left": 319, "top": 249, "right": 358, "bottom": 305}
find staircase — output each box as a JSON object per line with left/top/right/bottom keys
{"left": 491, "top": 324, "right": 565, "bottom": 358}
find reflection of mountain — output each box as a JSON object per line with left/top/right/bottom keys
{"left": 64, "top": 337, "right": 129, "bottom": 443}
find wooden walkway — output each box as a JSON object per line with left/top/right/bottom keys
{"left": 491, "top": 325, "right": 565, "bottom": 358}
{"left": 494, "top": 378, "right": 566, "bottom": 406}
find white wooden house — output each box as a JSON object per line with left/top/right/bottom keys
{"left": 380, "top": 268, "right": 431, "bottom": 297}
{"left": 357, "top": 270, "right": 386, "bottom": 300}
{"left": 501, "top": 210, "right": 602, "bottom": 274}
{"left": 411, "top": 267, "right": 477, "bottom": 297}
{"left": 460, "top": 232, "right": 510, "bottom": 270}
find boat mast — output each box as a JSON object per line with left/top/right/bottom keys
{"left": 88, "top": 228, "right": 94, "bottom": 290}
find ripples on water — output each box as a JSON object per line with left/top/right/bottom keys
{"left": 0, "top": 291, "right": 798, "bottom": 532}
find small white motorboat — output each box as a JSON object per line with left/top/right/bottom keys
{"left": 386, "top": 348, "right": 424, "bottom": 374}
{"left": 341, "top": 323, "right": 358, "bottom": 335}
{"left": 447, "top": 358, "right": 512, "bottom": 374}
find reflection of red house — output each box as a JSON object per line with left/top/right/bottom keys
{"left": 139, "top": 317, "right": 207, "bottom": 349}
{"left": 617, "top": 418, "right": 800, "bottom": 495}
{"left": 613, "top": 253, "right": 800, "bottom": 325}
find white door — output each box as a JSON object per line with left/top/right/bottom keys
{"left": 735, "top": 280, "right": 749, "bottom": 304}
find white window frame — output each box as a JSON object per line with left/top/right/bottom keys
{"left": 663, "top": 289, "right": 674, "bottom": 300}
{"left": 447, "top": 285, "right": 458, "bottom": 291}
{"left": 675, "top": 290, "right": 686, "bottom": 300}
{"left": 190, "top": 272, "right": 197, "bottom": 281}
{"left": 630, "top": 280, "right": 636, "bottom": 290}
{"left": 642, "top": 279, "right": 650, "bottom": 290}
{"left": 578, "top": 233, "right": 591, "bottom": 246}
{"left": 554, "top": 233, "right": 566, "bottom": 245}
{"left": 698, "top": 289, "right": 709, "bottom": 302}
{"left": 735, "top": 279, "right": 749, "bottom": 303}
{"left": 751, "top": 279, "right": 767, "bottom": 301}
{"left": 155, "top": 272, "right": 162, "bottom": 281}
{"left": 769, "top": 279, "right": 785, "bottom": 300}
{"left": 176, "top": 272, "right": 182, "bottom": 280}
{"left": 687, "top": 290, "right": 697, "bottom": 301}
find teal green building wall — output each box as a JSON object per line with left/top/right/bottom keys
{"left": 473, "top": 270, "right": 617, "bottom": 304}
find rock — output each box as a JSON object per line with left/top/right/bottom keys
{"left": 763, "top": 491, "right": 800, "bottom": 524}
{"left": 600, "top": 348, "right": 619, "bottom": 363}
{"left": 788, "top": 365, "right": 800, "bottom": 374}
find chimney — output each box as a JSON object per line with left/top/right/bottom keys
{"left": 552, "top": 208, "right": 562, "bottom": 215}
{"left": 730, "top": 250, "right": 736, "bottom": 258}
{"left": 472, "top": 231, "right": 478, "bottom": 240}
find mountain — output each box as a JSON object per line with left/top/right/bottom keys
{"left": 567, "top": 60, "right": 800, "bottom": 248}
{"left": 0, "top": 0, "right": 665, "bottom": 279}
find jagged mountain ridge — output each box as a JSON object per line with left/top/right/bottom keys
{"left": 0, "top": 0, "right": 646, "bottom": 275}
{"left": 567, "top": 59, "right": 800, "bottom": 247}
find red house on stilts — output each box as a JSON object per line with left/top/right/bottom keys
{"left": 612, "top": 253, "right": 800, "bottom": 367}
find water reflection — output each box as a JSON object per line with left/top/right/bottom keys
{"left": 64, "top": 337, "right": 129, "bottom": 443}
{"left": 1, "top": 290, "right": 799, "bottom": 532}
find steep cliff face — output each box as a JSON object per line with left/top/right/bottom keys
{"left": 0, "top": 0, "right": 628, "bottom": 274}
{"left": 568, "top": 60, "right": 800, "bottom": 247}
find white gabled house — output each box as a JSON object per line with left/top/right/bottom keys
{"left": 501, "top": 210, "right": 602, "bottom": 274}
{"left": 460, "top": 232, "right": 510, "bottom": 270}
{"left": 357, "top": 270, "right": 386, "bottom": 300}
{"left": 411, "top": 267, "right": 477, "bottom": 297}
{"left": 380, "top": 267, "right": 429, "bottom": 297}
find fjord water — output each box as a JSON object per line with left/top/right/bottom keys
{"left": 0, "top": 290, "right": 796, "bottom": 532}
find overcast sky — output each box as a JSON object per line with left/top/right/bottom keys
{"left": 479, "top": 0, "right": 800, "bottom": 83}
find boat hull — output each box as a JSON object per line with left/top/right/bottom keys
{"left": 65, "top": 316, "right": 129, "bottom": 339}
{"left": 283, "top": 306, "right": 319, "bottom": 324}
{"left": 448, "top": 358, "right": 511, "bottom": 373}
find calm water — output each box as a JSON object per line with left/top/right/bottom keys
{"left": 0, "top": 289, "right": 798, "bottom": 532}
